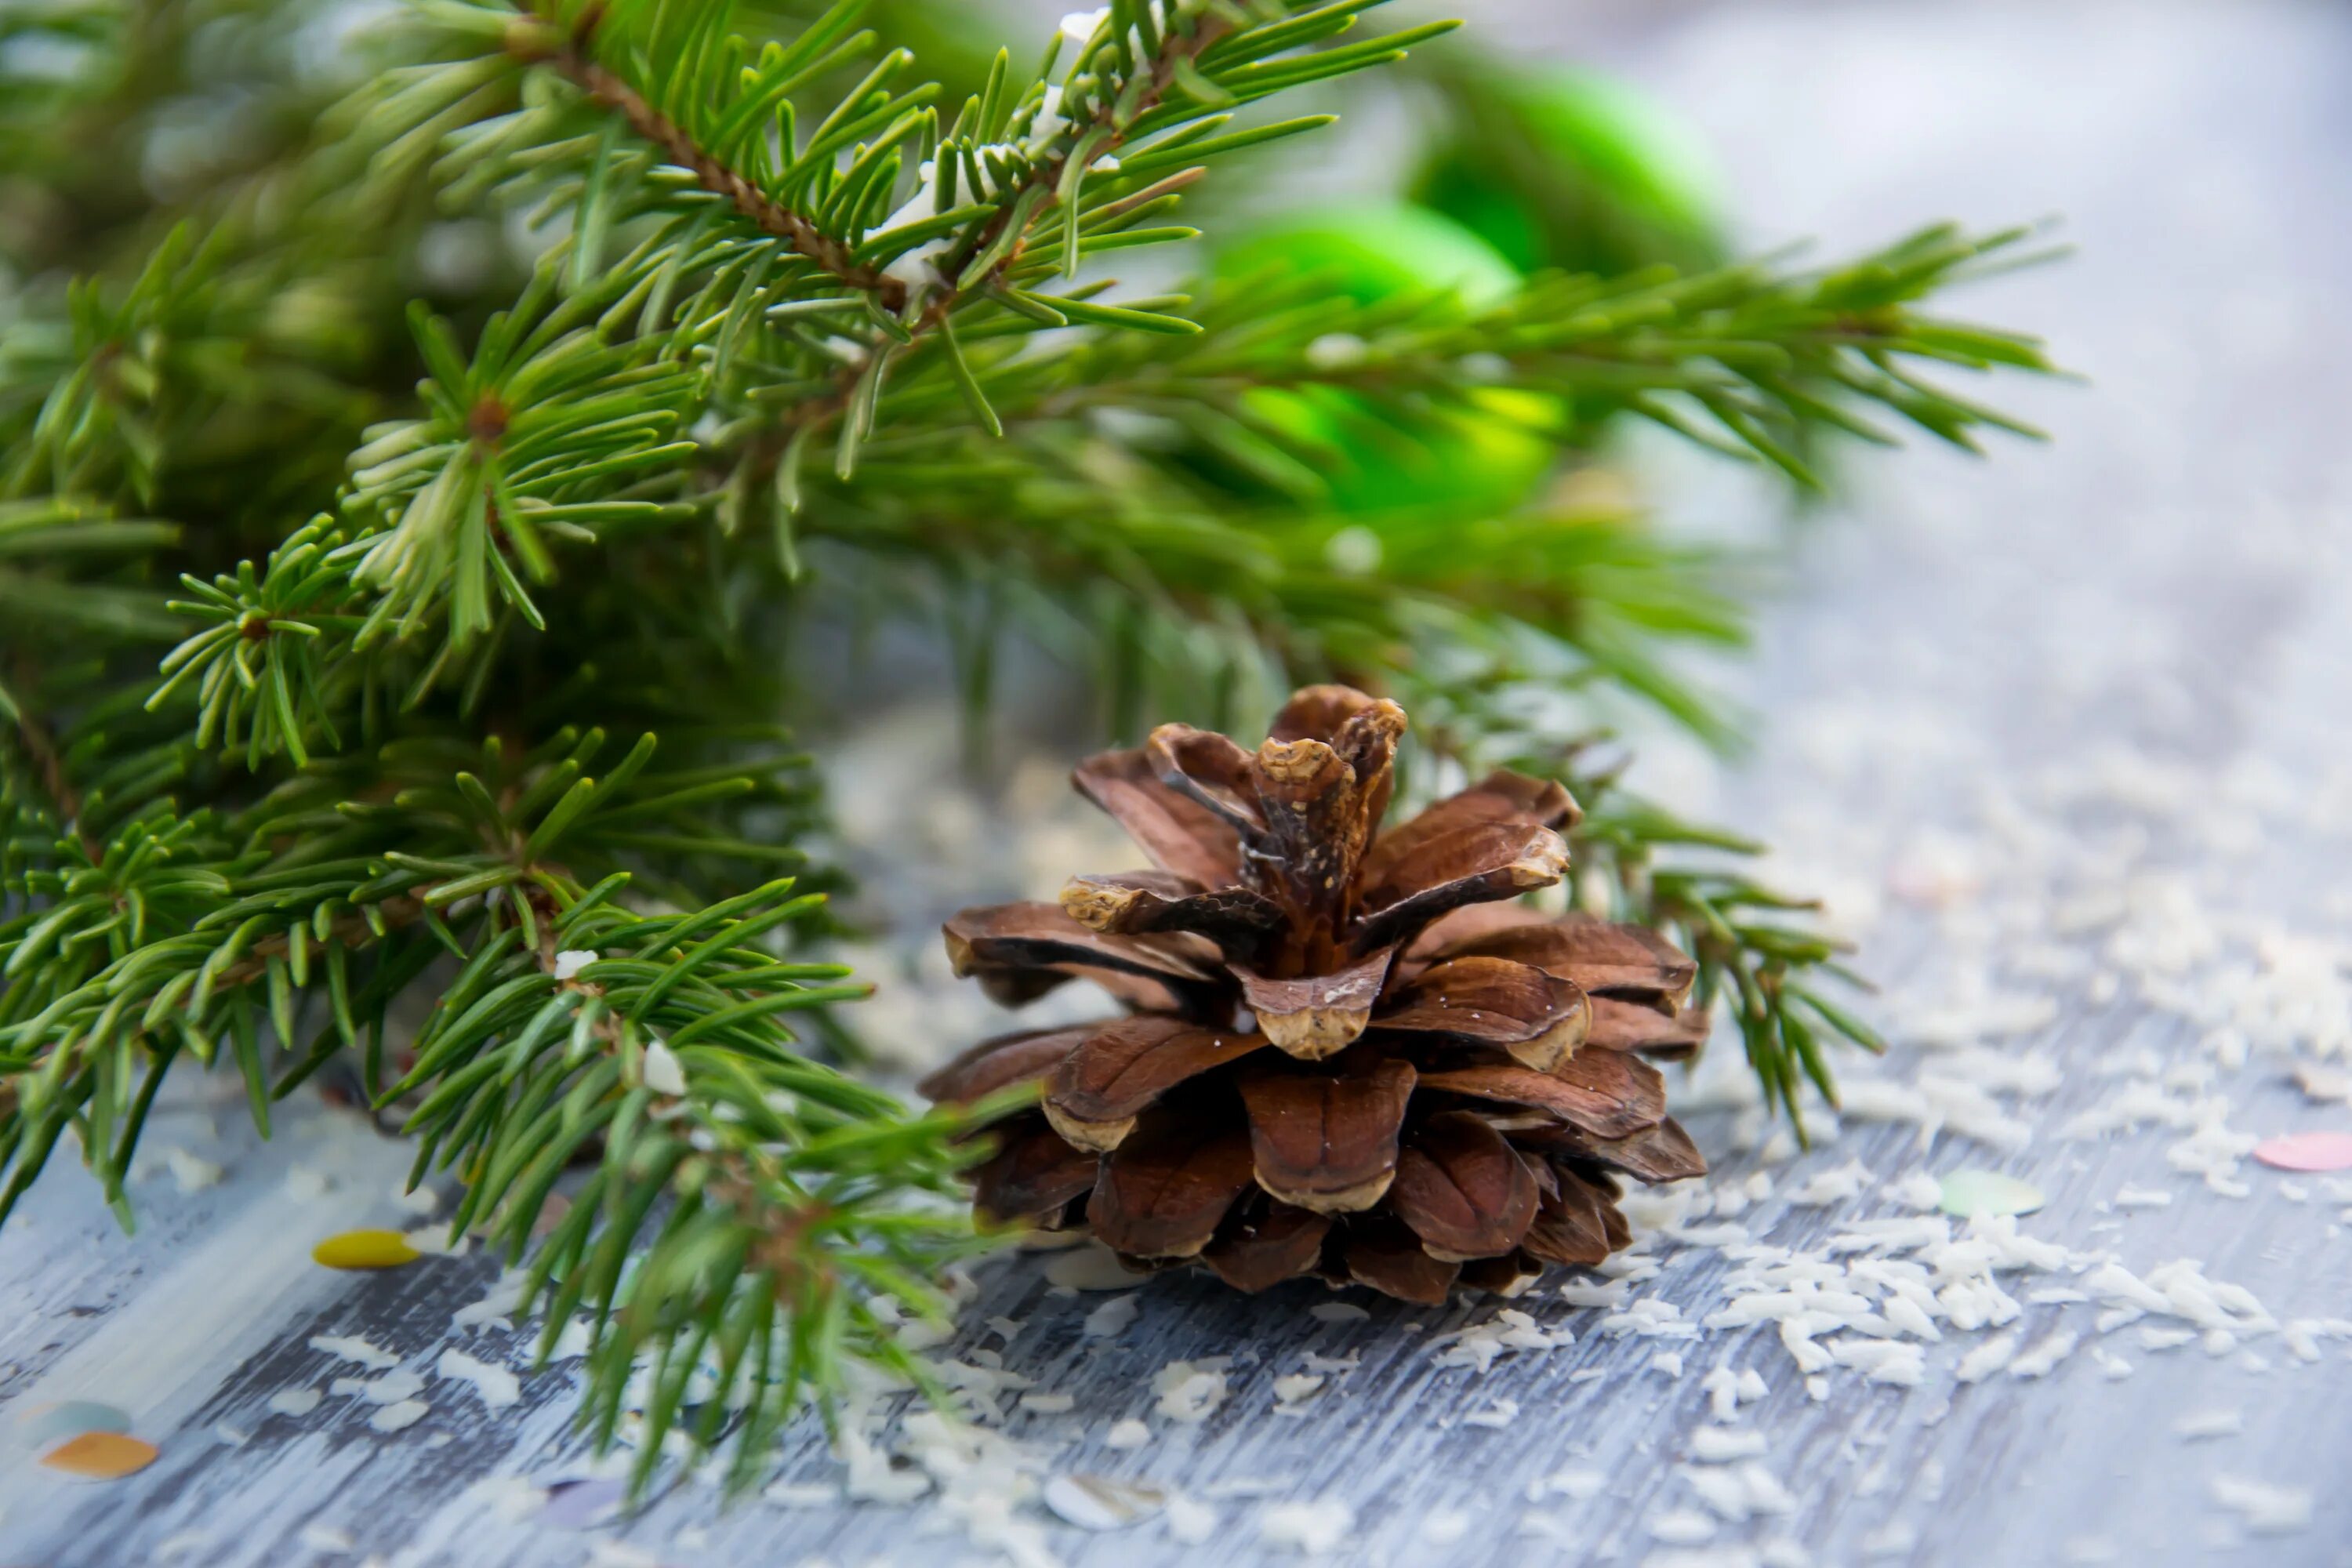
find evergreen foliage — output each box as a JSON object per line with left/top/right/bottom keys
{"left": 0, "top": 0, "right": 2053, "bottom": 1482}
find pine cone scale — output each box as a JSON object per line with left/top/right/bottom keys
{"left": 931, "top": 686, "right": 1712, "bottom": 1301}
{"left": 1239, "top": 1055, "right": 1417, "bottom": 1214}
{"left": 1234, "top": 945, "right": 1395, "bottom": 1058}
{"left": 1089, "top": 1115, "right": 1255, "bottom": 1259}
{"left": 1044, "top": 1018, "right": 1265, "bottom": 1151}
{"left": 1389, "top": 1111, "right": 1541, "bottom": 1261}
{"left": 1203, "top": 1197, "right": 1333, "bottom": 1292}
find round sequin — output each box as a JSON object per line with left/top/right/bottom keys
{"left": 1938, "top": 1169, "right": 2045, "bottom": 1219}
{"left": 2252, "top": 1131, "right": 2352, "bottom": 1173}
{"left": 40, "top": 1430, "right": 158, "bottom": 1479}
{"left": 310, "top": 1229, "right": 422, "bottom": 1269}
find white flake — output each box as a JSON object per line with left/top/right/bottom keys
{"left": 641, "top": 1039, "right": 687, "bottom": 1096}
{"left": 1165, "top": 1494, "right": 1218, "bottom": 1544}
{"left": 309, "top": 1334, "right": 399, "bottom": 1370}
{"left": 434, "top": 1348, "right": 521, "bottom": 1410}
{"left": 1152, "top": 1359, "right": 1228, "bottom": 1424}
{"left": 552, "top": 949, "right": 597, "bottom": 981}
{"left": 368, "top": 1399, "right": 429, "bottom": 1433}
{"left": 2209, "top": 1475, "right": 2313, "bottom": 1534}
{"left": 1083, "top": 1293, "right": 1140, "bottom": 1338}
{"left": 267, "top": 1386, "right": 323, "bottom": 1417}
{"left": 1689, "top": 1427, "right": 1768, "bottom": 1463}
{"left": 2173, "top": 1408, "right": 2242, "bottom": 1439}
{"left": 1259, "top": 1497, "right": 1352, "bottom": 1554}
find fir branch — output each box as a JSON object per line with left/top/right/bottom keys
{"left": 512, "top": 3, "right": 904, "bottom": 304}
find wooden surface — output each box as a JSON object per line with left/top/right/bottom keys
{"left": 7, "top": 3, "right": 2352, "bottom": 1565}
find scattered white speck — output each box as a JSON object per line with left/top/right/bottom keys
{"left": 1044, "top": 1474, "right": 1165, "bottom": 1530}
{"left": 285, "top": 1166, "right": 333, "bottom": 1200}
{"left": 267, "top": 1386, "right": 323, "bottom": 1417}
{"left": 309, "top": 1335, "right": 399, "bottom": 1370}
{"left": 1690, "top": 1427, "right": 1768, "bottom": 1464}
{"left": 2007, "top": 1329, "right": 2079, "bottom": 1379}
{"left": 297, "top": 1524, "right": 355, "bottom": 1552}
{"left": 1045, "top": 1243, "right": 1150, "bottom": 1291}
{"left": 1083, "top": 1294, "right": 1140, "bottom": 1338}
{"left": 1461, "top": 1399, "right": 1519, "bottom": 1429}
{"left": 1058, "top": 6, "right": 1110, "bottom": 44}
{"left": 1308, "top": 1302, "right": 1370, "bottom": 1324}
{"left": 163, "top": 1147, "right": 224, "bottom": 1192}
{"left": 1646, "top": 1508, "right": 1718, "bottom": 1544}
{"left": 552, "top": 949, "right": 597, "bottom": 981}
{"left": 1153, "top": 1360, "right": 1228, "bottom": 1423}
{"left": 212, "top": 1422, "right": 249, "bottom": 1447}
{"left": 367, "top": 1399, "right": 429, "bottom": 1434}
{"left": 1105, "top": 1418, "right": 1150, "bottom": 1450}
{"left": 333, "top": 1369, "right": 425, "bottom": 1406}
{"left": 1165, "top": 1494, "right": 1218, "bottom": 1544}
{"left": 2209, "top": 1475, "right": 2313, "bottom": 1534}
{"left": 1272, "top": 1374, "right": 1326, "bottom": 1406}
{"left": 1260, "top": 1497, "right": 1352, "bottom": 1554}
{"left": 434, "top": 1348, "right": 521, "bottom": 1410}
{"left": 1862, "top": 1521, "right": 1920, "bottom": 1559}
{"left": 641, "top": 1038, "right": 687, "bottom": 1096}
{"left": 1020, "top": 1392, "right": 1075, "bottom": 1414}
{"left": 2173, "top": 1408, "right": 2243, "bottom": 1440}
{"left": 2112, "top": 1183, "right": 2173, "bottom": 1209}
{"left": 1420, "top": 1510, "right": 1471, "bottom": 1544}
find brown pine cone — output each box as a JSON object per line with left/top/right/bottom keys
{"left": 920, "top": 685, "right": 1710, "bottom": 1303}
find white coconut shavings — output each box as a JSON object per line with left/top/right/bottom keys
{"left": 640, "top": 1038, "right": 687, "bottom": 1096}
{"left": 1057, "top": 6, "right": 1109, "bottom": 44}
{"left": 1272, "top": 1374, "right": 1326, "bottom": 1406}
{"left": 2208, "top": 1475, "right": 2314, "bottom": 1534}
{"left": 1082, "top": 1293, "right": 1139, "bottom": 1339}
{"left": 368, "top": 1399, "right": 429, "bottom": 1433}
{"left": 2005, "top": 1328, "right": 2079, "bottom": 1379}
{"left": 1104, "top": 1418, "right": 1149, "bottom": 1450}
{"left": 159, "top": 1146, "right": 224, "bottom": 1192}
{"left": 309, "top": 1334, "right": 400, "bottom": 1370}
{"left": 332, "top": 1368, "right": 424, "bottom": 1406}
{"left": 2172, "top": 1407, "right": 2243, "bottom": 1439}
{"left": 434, "top": 1348, "right": 521, "bottom": 1410}
{"left": 267, "top": 1386, "right": 323, "bottom": 1417}
{"left": 1260, "top": 1497, "right": 1352, "bottom": 1554}
{"left": 1646, "top": 1507, "right": 1719, "bottom": 1544}
{"left": 1461, "top": 1399, "right": 1519, "bottom": 1429}
{"left": 551, "top": 949, "right": 597, "bottom": 981}
{"left": 1689, "top": 1427, "right": 1769, "bottom": 1463}
{"left": 284, "top": 1165, "right": 333, "bottom": 1200}
{"left": 1152, "top": 1359, "right": 1229, "bottom": 1423}
{"left": 451, "top": 1270, "right": 528, "bottom": 1330}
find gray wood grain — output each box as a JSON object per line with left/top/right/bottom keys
{"left": 6, "top": 3, "right": 2352, "bottom": 1565}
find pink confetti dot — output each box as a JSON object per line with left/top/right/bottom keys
{"left": 2252, "top": 1131, "right": 2352, "bottom": 1172}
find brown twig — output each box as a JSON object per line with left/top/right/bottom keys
{"left": 516, "top": 13, "right": 907, "bottom": 309}
{"left": 5, "top": 688, "right": 100, "bottom": 864}
{"left": 758, "top": 16, "right": 1237, "bottom": 463}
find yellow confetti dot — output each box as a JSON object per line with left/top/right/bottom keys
{"left": 310, "top": 1229, "right": 422, "bottom": 1270}
{"left": 41, "top": 1430, "right": 158, "bottom": 1479}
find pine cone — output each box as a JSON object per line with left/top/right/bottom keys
{"left": 920, "top": 686, "right": 1710, "bottom": 1303}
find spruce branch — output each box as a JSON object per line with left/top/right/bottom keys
{"left": 510, "top": 2, "right": 906, "bottom": 303}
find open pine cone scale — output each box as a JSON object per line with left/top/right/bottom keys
{"left": 922, "top": 685, "right": 1711, "bottom": 1304}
